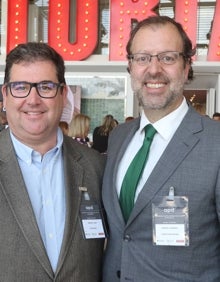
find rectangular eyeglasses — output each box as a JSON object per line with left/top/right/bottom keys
{"left": 127, "top": 51, "right": 184, "bottom": 66}
{"left": 7, "top": 81, "right": 64, "bottom": 98}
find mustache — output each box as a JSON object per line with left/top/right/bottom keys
{"left": 143, "top": 74, "right": 170, "bottom": 83}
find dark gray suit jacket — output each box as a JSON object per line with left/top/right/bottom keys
{"left": 0, "top": 129, "right": 105, "bottom": 281}
{"left": 102, "top": 106, "right": 220, "bottom": 282}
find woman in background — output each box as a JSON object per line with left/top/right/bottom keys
{"left": 92, "top": 114, "right": 117, "bottom": 153}
{"left": 69, "top": 113, "right": 91, "bottom": 147}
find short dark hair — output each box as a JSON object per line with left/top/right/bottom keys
{"left": 213, "top": 112, "right": 220, "bottom": 118}
{"left": 126, "top": 16, "right": 196, "bottom": 80}
{"left": 4, "top": 42, "right": 66, "bottom": 84}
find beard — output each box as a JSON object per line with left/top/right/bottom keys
{"left": 132, "top": 73, "right": 186, "bottom": 111}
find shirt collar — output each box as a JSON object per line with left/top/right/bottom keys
{"left": 140, "top": 98, "right": 189, "bottom": 140}
{"left": 10, "top": 128, "right": 64, "bottom": 165}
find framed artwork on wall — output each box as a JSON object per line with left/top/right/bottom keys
{"left": 67, "top": 75, "right": 127, "bottom": 132}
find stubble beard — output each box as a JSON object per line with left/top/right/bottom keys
{"left": 133, "top": 77, "right": 185, "bottom": 111}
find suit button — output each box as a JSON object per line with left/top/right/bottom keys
{"left": 117, "top": 270, "right": 121, "bottom": 278}
{"left": 124, "top": 234, "right": 131, "bottom": 241}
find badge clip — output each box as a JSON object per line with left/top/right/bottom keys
{"left": 79, "top": 186, "right": 88, "bottom": 192}
{"left": 167, "top": 186, "right": 175, "bottom": 201}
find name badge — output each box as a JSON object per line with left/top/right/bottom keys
{"left": 152, "top": 187, "right": 189, "bottom": 246}
{"left": 79, "top": 187, "right": 107, "bottom": 239}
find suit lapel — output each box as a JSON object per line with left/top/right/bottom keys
{"left": 108, "top": 120, "right": 141, "bottom": 226}
{"left": 127, "top": 108, "right": 203, "bottom": 225}
{"left": 0, "top": 130, "right": 53, "bottom": 277}
{"left": 56, "top": 140, "right": 84, "bottom": 273}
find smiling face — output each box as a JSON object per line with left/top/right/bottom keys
{"left": 129, "top": 22, "right": 190, "bottom": 121}
{"left": 2, "top": 60, "right": 67, "bottom": 152}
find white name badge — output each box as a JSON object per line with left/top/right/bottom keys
{"left": 152, "top": 187, "right": 189, "bottom": 246}
{"left": 82, "top": 219, "right": 105, "bottom": 239}
{"left": 79, "top": 188, "right": 107, "bottom": 239}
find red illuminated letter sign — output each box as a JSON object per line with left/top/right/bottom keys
{"left": 7, "top": 0, "right": 98, "bottom": 61}
{"left": 48, "top": 0, "right": 98, "bottom": 61}
{"left": 175, "top": 0, "right": 198, "bottom": 54}
{"left": 109, "top": 0, "right": 159, "bottom": 61}
{"left": 207, "top": 0, "right": 220, "bottom": 61}
{"left": 7, "top": 0, "right": 28, "bottom": 53}
{"left": 6, "top": 0, "right": 220, "bottom": 62}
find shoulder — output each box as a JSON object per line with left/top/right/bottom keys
{"left": 186, "top": 106, "right": 220, "bottom": 133}
{"left": 181, "top": 108, "right": 220, "bottom": 151}
{"left": 106, "top": 118, "right": 139, "bottom": 153}
{"left": 0, "top": 129, "right": 13, "bottom": 158}
{"left": 109, "top": 117, "right": 140, "bottom": 138}
{"left": 63, "top": 135, "right": 106, "bottom": 166}
{"left": 93, "top": 126, "right": 100, "bottom": 133}
{"left": 202, "top": 115, "right": 220, "bottom": 137}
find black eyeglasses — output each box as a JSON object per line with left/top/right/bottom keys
{"left": 7, "top": 81, "right": 65, "bottom": 98}
{"left": 127, "top": 51, "right": 185, "bottom": 66}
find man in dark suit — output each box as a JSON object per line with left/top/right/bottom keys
{"left": 0, "top": 42, "right": 106, "bottom": 281}
{"left": 102, "top": 16, "right": 220, "bottom": 281}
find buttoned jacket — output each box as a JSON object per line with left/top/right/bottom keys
{"left": 102, "top": 106, "right": 220, "bottom": 282}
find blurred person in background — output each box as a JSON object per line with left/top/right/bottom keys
{"left": 125, "top": 116, "right": 135, "bottom": 122}
{"left": 68, "top": 113, "right": 91, "bottom": 147}
{"left": 59, "top": 120, "right": 69, "bottom": 135}
{"left": 212, "top": 112, "right": 220, "bottom": 121}
{"left": 92, "top": 114, "right": 117, "bottom": 153}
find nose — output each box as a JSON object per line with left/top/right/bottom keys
{"left": 26, "top": 85, "right": 41, "bottom": 104}
{"left": 146, "top": 56, "right": 163, "bottom": 74}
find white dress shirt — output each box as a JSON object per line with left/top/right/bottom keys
{"left": 116, "top": 98, "right": 189, "bottom": 202}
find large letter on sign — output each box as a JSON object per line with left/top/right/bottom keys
{"left": 48, "top": 0, "right": 98, "bottom": 61}
{"left": 207, "top": 0, "right": 220, "bottom": 61}
{"left": 7, "top": 0, "right": 28, "bottom": 53}
{"left": 175, "top": 0, "right": 198, "bottom": 54}
{"left": 109, "top": 0, "right": 159, "bottom": 61}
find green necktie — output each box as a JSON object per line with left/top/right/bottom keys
{"left": 119, "top": 124, "right": 157, "bottom": 222}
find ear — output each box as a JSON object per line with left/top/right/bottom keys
{"left": 1, "top": 84, "right": 7, "bottom": 109}
{"left": 61, "top": 84, "right": 68, "bottom": 107}
{"left": 184, "top": 63, "right": 191, "bottom": 82}
{"left": 127, "top": 61, "right": 132, "bottom": 74}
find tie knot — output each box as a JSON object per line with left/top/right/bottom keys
{"left": 144, "top": 124, "right": 157, "bottom": 141}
